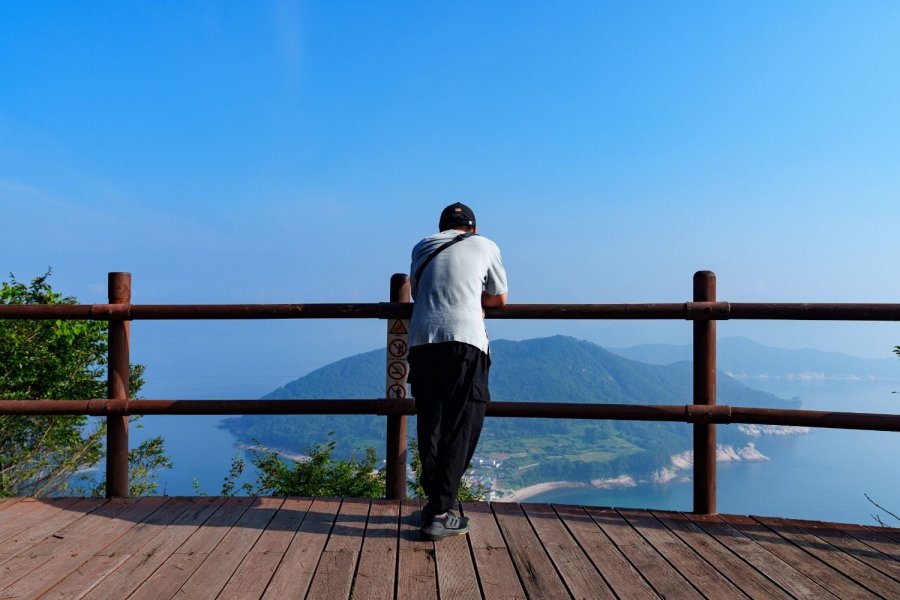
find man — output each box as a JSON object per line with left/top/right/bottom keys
{"left": 407, "top": 202, "right": 508, "bottom": 540}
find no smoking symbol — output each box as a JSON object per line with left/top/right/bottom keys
{"left": 388, "top": 361, "right": 407, "bottom": 380}
{"left": 388, "top": 339, "right": 407, "bottom": 358}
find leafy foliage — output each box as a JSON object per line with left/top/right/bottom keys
{"left": 222, "top": 436, "right": 385, "bottom": 497}
{"left": 0, "top": 271, "right": 170, "bottom": 496}
{"left": 89, "top": 431, "right": 173, "bottom": 497}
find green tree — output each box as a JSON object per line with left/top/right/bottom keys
{"left": 0, "top": 271, "right": 171, "bottom": 497}
{"left": 222, "top": 436, "right": 385, "bottom": 497}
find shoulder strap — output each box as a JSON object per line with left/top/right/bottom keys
{"left": 413, "top": 232, "right": 474, "bottom": 284}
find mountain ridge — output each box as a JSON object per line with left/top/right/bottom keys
{"left": 223, "top": 335, "right": 800, "bottom": 488}
{"left": 608, "top": 336, "right": 900, "bottom": 380}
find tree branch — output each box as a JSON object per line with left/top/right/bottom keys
{"left": 865, "top": 493, "right": 900, "bottom": 525}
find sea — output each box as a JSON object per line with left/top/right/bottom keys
{"left": 129, "top": 378, "right": 900, "bottom": 526}
{"left": 527, "top": 379, "right": 900, "bottom": 525}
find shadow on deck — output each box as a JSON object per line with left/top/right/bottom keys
{"left": 2, "top": 496, "right": 899, "bottom": 599}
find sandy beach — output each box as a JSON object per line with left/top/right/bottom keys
{"left": 498, "top": 481, "right": 587, "bottom": 502}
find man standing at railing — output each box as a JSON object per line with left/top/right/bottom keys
{"left": 408, "top": 202, "right": 508, "bottom": 541}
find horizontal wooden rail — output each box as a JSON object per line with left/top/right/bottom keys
{"left": 0, "top": 399, "right": 389, "bottom": 415}
{"left": 3, "top": 302, "right": 900, "bottom": 321}
{"left": 4, "top": 269, "right": 899, "bottom": 508}
{"left": 2, "top": 399, "right": 899, "bottom": 432}
{"left": 726, "top": 303, "right": 900, "bottom": 320}
{"left": 0, "top": 303, "right": 405, "bottom": 320}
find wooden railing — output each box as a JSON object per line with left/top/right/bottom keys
{"left": 2, "top": 270, "right": 899, "bottom": 514}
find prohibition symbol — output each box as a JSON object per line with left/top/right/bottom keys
{"left": 388, "top": 360, "right": 407, "bottom": 380}
{"left": 388, "top": 339, "right": 408, "bottom": 358}
{"left": 387, "top": 383, "right": 407, "bottom": 399}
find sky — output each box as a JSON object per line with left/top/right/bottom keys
{"left": 2, "top": 2, "right": 899, "bottom": 398}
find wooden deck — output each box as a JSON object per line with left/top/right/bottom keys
{"left": 1, "top": 497, "right": 899, "bottom": 599}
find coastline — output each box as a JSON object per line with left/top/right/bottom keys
{"left": 498, "top": 481, "right": 587, "bottom": 502}
{"left": 496, "top": 474, "right": 639, "bottom": 502}
{"left": 491, "top": 442, "right": 779, "bottom": 502}
{"left": 236, "top": 443, "right": 309, "bottom": 463}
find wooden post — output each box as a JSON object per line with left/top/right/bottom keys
{"left": 693, "top": 270, "right": 717, "bottom": 514}
{"left": 385, "top": 274, "right": 410, "bottom": 499}
{"left": 106, "top": 272, "right": 131, "bottom": 498}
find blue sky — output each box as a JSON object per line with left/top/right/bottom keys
{"left": 2, "top": 2, "right": 899, "bottom": 397}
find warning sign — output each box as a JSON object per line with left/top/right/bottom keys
{"left": 388, "top": 319, "right": 408, "bottom": 335}
{"left": 386, "top": 316, "right": 409, "bottom": 399}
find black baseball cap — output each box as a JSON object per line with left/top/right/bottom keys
{"left": 439, "top": 202, "right": 476, "bottom": 231}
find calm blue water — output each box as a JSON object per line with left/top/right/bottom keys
{"left": 528, "top": 379, "right": 900, "bottom": 524}
{"left": 130, "top": 380, "right": 900, "bottom": 525}
{"left": 129, "top": 414, "right": 256, "bottom": 496}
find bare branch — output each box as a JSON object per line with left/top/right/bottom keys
{"left": 865, "top": 493, "right": 900, "bottom": 525}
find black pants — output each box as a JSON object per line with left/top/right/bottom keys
{"left": 408, "top": 342, "right": 490, "bottom": 515}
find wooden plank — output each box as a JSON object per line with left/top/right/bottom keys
{"left": 651, "top": 510, "right": 792, "bottom": 600}
{"left": 863, "top": 523, "right": 900, "bottom": 545}
{"left": 0, "top": 498, "right": 101, "bottom": 563}
{"left": 687, "top": 513, "right": 840, "bottom": 600}
{"left": 619, "top": 509, "right": 745, "bottom": 599}
{"left": 0, "top": 498, "right": 120, "bottom": 586}
{"left": 306, "top": 497, "right": 371, "bottom": 600}
{"left": 552, "top": 504, "right": 657, "bottom": 600}
{"left": 492, "top": 501, "right": 571, "bottom": 599}
{"left": 754, "top": 516, "right": 900, "bottom": 597}
{"left": 434, "top": 503, "right": 481, "bottom": 600}
{"left": 789, "top": 518, "right": 900, "bottom": 579}
{"left": 833, "top": 521, "right": 900, "bottom": 562}
{"left": 38, "top": 497, "right": 199, "bottom": 600}
{"left": 218, "top": 497, "right": 313, "bottom": 600}
{"left": 12, "top": 496, "right": 900, "bottom": 600}
{"left": 521, "top": 503, "right": 614, "bottom": 600}
{"left": 462, "top": 501, "right": 526, "bottom": 600}
{"left": 0, "top": 498, "right": 82, "bottom": 544}
{"left": 352, "top": 499, "right": 400, "bottom": 600}
{"left": 396, "top": 499, "right": 436, "bottom": 600}
{"left": 127, "top": 495, "right": 255, "bottom": 600}
{"left": 719, "top": 514, "right": 879, "bottom": 599}
{"left": 0, "top": 496, "right": 168, "bottom": 599}
{"left": 176, "top": 497, "right": 283, "bottom": 599}
{"left": 81, "top": 496, "right": 227, "bottom": 600}
{"left": 0, "top": 498, "right": 21, "bottom": 510}
{"left": 585, "top": 505, "right": 702, "bottom": 599}
{"left": 262, "top": 497, "right": 342, "bottom": 599}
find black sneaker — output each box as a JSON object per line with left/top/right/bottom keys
{"left": 420, "top": 510, "right": 469, "bottom": 540}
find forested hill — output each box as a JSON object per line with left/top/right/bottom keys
{"left": 222, "top": 336, "right": 798, "bottom": 485}
{"left": 257, "top": 335, "right": 796, "bottom": 407}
